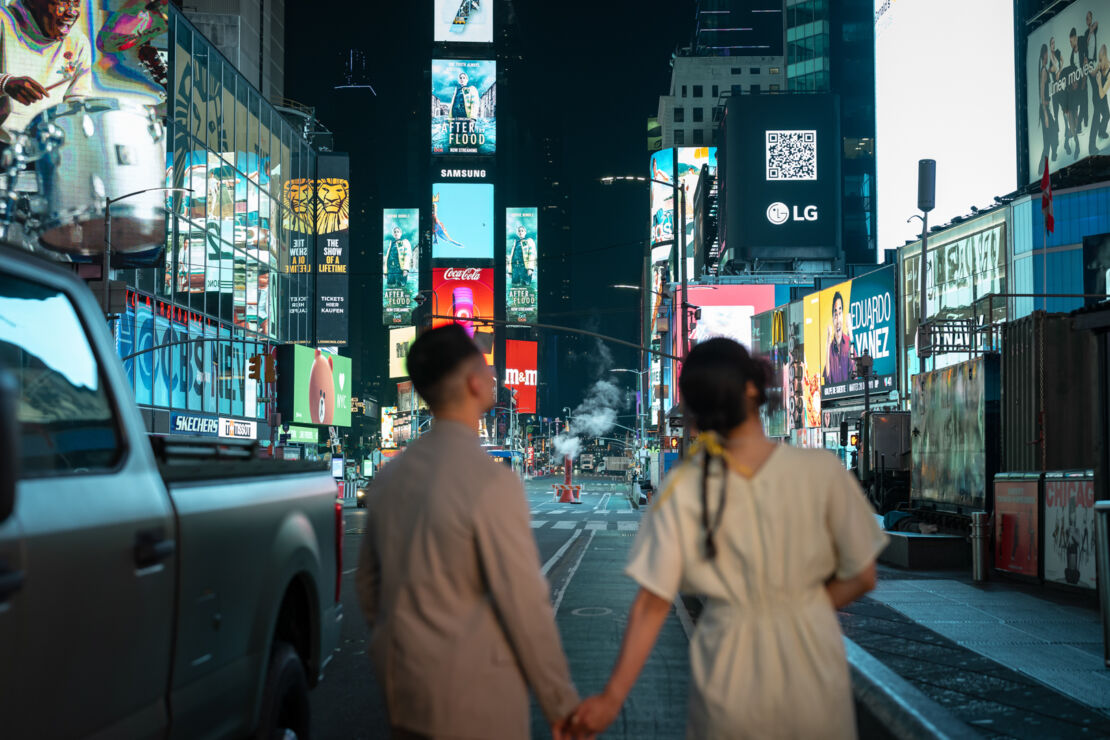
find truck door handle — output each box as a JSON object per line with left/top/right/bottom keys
{"left": 0, "top": 564, "right": 25, "bottom": 602}
{"left": 134, "top": 530, "right": 176, "bottom": 568}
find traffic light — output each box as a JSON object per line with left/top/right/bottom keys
{"left": 264, "top": 355, "right": 277, "bottom": 383}
{"left": 247, "top": 354, "right": 263, "bottom": 383}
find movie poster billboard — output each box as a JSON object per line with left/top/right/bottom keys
{"left": 1044, "top": 473, "right": 1097, "bottom": 589}
{"left": 505, "top": 340, "right": 538, "bottom": 414}
{"left": 432, "top": 267, "right": 495, "bottom": 364}
{"left": 315, "top": 153, "right": 350, "bottom": 346}
{"left": 649, "top": 149, "right": 675, "bottom": 246}
{"left": 817, "top": 267, "right": 897, "bottom": 400}
{"left": 433, "top": 0, "right": 492, "bottom": 43}
{"left": 506, "top": 207, "right": 538, "bottom": 323}
{"left": 389, "top": 326, "right": 416, "bottom": 379}
{"left": 383, "top": 208, "right": 420, "bottom": 326}
{"left": 431, "top": 59, "right": 496, "bottom": 156}
{"left": 994, "top": 476, "right": 1040, "bottom": 577}
{"left": 277, "top": 345, "right": 352, "bottom": 427}
{"left": 431, "top": 182, "right": 494, "bottom": 259}
{"left": 1026, "top": 1, "right": 1110, "bottom": 181}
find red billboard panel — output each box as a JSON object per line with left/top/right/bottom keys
{"left": 506, "top": 340, "right": 538, "bottom": 414}
{"left": 432, "top": 267, "right": 495, "bottom": 364}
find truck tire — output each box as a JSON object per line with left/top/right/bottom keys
{"left": 255, "top": 641, "right": 311, "bottom": 740}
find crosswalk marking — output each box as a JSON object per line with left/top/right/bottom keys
{"left": 530, "top": 520, "right": 548, "bottom": 529}
{"left": 618, "top": 520, "right": 640, "bottom": 532}
{"left": 585, "top": 521, "right": 608, "bottom": 531}
{"left": 551, "top": 521, "right": 578, "bottom": 530}
{"left": 529, "top": 519, "right": 642, "bottom": 532}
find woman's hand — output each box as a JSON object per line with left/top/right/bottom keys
{"left": 826, "top": 561, "right": 878, "bottom": 609}
{"left": 571, "top": 691, "right": 623, "bottom": 735}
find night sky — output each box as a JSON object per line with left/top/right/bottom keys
{"left": 285, "top": 0, "right": 692, "bottom": 414}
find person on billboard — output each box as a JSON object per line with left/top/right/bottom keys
{"left": 1089, "top": 43, "right": 1110, "bottom": 154}
{"left": 431, "top": 193, "right": 464, "bottom": 249}
{"left": 0, "top": 0, "right": 91, "bottom": 136}
{"left": 1080, "top": 11, "right": 1100, "bottom": 133}
{"left": 448, "top": 69, "right": 479, "bottom": 120}
{"left": 509, "top": 224, "right": 535, "bottom": 286}
{"left": 1064, "top": 28, "right": 1084, "bottom": 156}
{"left": 356, "top": 325, "right": 582, "bottom": 739}
{"left": 823, "top": 291, "right": 854, "bottom": 385}
{"left": 1041, "top": 43, "right": 1061, "bottom": 163}
{"left": 384, "top": 225, "right": 413, "bottom": 288}
{"left": 568, "top": 338, "right": 885, "bottom": 738}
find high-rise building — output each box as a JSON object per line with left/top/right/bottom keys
{"left": 693, "top": 0, "right": 786, "bottom": 56}
{"left": 180, "top": 0, "right": 286, "bottom": 102}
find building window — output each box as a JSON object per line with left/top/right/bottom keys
{"left": 693, "top": 128, "right": 704, "bottom": 145}
{"left": 674, "top": 129, "right": 685, "bottom": 145}
{"left": 770, "top": 67, "right": 781, "bottom": 75}
{"left": 750, "top": 67, "right": 760, "bottom": 74}
{"left": 674, "top": 107, "right": 685, "bottom": 123}
{"left": 712, "top": 106, "right": 723, "bottom": 122}
{"left": 751, "top": 84, "right": 761, "bottom": 94}
{"left": 693, "top": 85, "right": 703, "bottom": 97}
{"left": 682, "top": 85, "right": 687, "bottom": 97}
{"left": 712, "top": 84, "right": 719, "bottom": 98}
{"left": 693, "top": 107, "right": 704, "bottom": 123}
{"left": 731, "top": 67, "right": 741, "bottom": 74}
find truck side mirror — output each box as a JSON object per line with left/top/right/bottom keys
{"left": 0, "top": 369, "right": 19, "bottom": 522}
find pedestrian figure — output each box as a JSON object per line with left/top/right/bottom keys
{"left": 356, "top": 325, "right": 581, "bottom": 739}
{"left": 571, "top": 338, "right": 887, "bottom": 739}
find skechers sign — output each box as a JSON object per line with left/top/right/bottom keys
{"left": 171, "top": 414, "right": 219, "bottom": 437}
{"left": 766, "top": 202, "right": 819, "bottom": 225}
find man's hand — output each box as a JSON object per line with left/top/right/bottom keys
{"left": 570, "top": 692, "right": 622, "bottom": 735}
{"left": 3, "top": 77, "right": 48, "bottom": 106}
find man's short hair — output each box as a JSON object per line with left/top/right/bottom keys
{"left": 407, "top": 324, "right": 483, "bottom": 409}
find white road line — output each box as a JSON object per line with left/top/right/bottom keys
{"left": 530, "top": 520, "right": 548, "bottom": 529}
{"left": 541, "top": 528, "right": 583, "bottom": 576}
{"left": 553, "top": 529, "right": 597, "bottom": 616}
{"left": 593, "top": 493, "right": 611, "bottom": 512}
{"left": 551, "top": 520, "right": 577, "bottom": 530}
{"left": 585, "top": 521, "right": 608, "bottom": 531}
{"left": 617, "top": 520, "right": 640, "bottom": 532}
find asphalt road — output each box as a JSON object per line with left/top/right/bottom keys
{"left": 310, "top": 474, "right": 690, "bottom": 739}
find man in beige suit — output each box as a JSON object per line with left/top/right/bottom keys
{"left": 356, "top": 324, "right": 581, "bottom": 739}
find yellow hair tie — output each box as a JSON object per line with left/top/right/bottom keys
{"left": 650, "top": 433, "right": 729, "bottom": 511}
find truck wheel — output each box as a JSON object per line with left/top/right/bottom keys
{"left": 255, "top": 641, "right": 311, "bottom": 740}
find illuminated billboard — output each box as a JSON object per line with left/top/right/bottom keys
{"left": 434, "top": 0, "right": 492, "bottom": 43}
{"left": 677, "top": 147, "right": 717, "bottom": 245}
{"left": 875, "top": 0, "right": 1016, "bottom": 249}
{"left": 505, "top": 207, "right": 538, "bottom": 323}
{"left": 815, "top": 266, "right": 897, "bottom": 400}
{"left": 649, "top": 148, "right": 675, "bottom": 246}
{"left": 1025, "top": 1, "right": 1109, "bottom": 181}
{"left": 277, "top": 345, "right": 352, "bottom": 427}
{"left": 383, "top": 208, "right": 420, "bottom": 326}
{"left": 432, "top": 182, "right": 494, "bottom": 259}
{"left": 801, "top": 294, "right": 823, "bottom": 428}
{"left": 431, "top": 59, "right": 496, "bottom": 156}
{"left": 315, "top": 154, "right": 350, "bottom": 346}
{"left": 432, "top": 267, "right": 495, "bottom": 364}
{"left": 721, "top": 94, "right": 841, "bottom": 263}
{"left": 683, "top": 285, "right": 777, "bottom": 351}
{"left": 389, "top": 326, "right": 416, "bottom": 379}
{"left": 505, "top": 340, "right": 538, "bottom": 414}
{"left": 381, "top": 406, "right": 398, "bottom": 448}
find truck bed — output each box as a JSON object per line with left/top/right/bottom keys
{"left": 151, "top": 435, "right": 329, "bottom": 483}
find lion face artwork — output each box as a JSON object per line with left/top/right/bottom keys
{"left": 308, "top": 350, "right": 335, "bottom": 424}
{"left": 282, "top": 178, "right": 316, "bottom": 234}
{"left": 316, "top": 178, "right": 350, "bottom": 235}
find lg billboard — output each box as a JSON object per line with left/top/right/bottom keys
{"left": 721, "top": 94, "right": 841, "bottom": 263}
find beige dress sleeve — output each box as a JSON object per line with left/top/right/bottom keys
{"left": 827, "top": 464, "right": 889, "bottom": 580}
{"left": 625, "top": 471, "right": 688, "bottom": 602}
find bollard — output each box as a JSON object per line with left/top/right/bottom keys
{"left": 1095, "top": 500, "right": 1110, "bottom": 668}
{"left": 971, "top": 511, "right": 990, "bottom": 583}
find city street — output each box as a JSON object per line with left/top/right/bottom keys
{"left": 311, "top": 475, "right": 690, "bottom": 738}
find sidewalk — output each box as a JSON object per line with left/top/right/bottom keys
{"left": 840, "top": 567, "right": 1110, "bottom": 738}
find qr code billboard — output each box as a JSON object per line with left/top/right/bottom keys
{"left": 766, "top": 130, "right": 817, "bottom": 181}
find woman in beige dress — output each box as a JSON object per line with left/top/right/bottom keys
{"left": 572, "top": 338, "right": 887, "bottom": 739}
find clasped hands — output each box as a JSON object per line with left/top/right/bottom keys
{"left": 551, "top": 690, "right": 622, "bottom": 739}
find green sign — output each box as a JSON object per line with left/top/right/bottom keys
{"left": 287, "top": 425, "right": 319, "bottom": 444}
{"left": 290, "top": 345, "right": 352, "bottom": 427}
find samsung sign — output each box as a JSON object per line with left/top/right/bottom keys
{"left": 171, "top": 414, "right": 219, "bottom": 437}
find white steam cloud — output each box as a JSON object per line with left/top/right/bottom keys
{"left": 554, "top": 378, "right": 623, "bottom": 461}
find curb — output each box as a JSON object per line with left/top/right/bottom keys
{"left": 845, "top": 637, "right": 980, "bottom": 739}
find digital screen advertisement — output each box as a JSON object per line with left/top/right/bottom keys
{"left": 282, "top": 176, "right": 314, "bottom": 329}
{"left": 277, "top": 345, "right": 352, "bottom": 427}
{"left": 801, "top": 294, "right": 824, "bottom": 428}
{"left": 432, "top": 266, "right": 495, "bottom": 364}
{"left": 721, "top": 94, "right": 841, "bottom": 262}
{"left": 505, "top": 339, "right": 538, "bottom": 414}
{"left": 431, "top": 59, "right": 496, "bottom": 155}
{"left": 381, "top": 406, "right": 398, "bottom": 448}
{"left": 315, "top": 153, "right": 350, "bottom": 346}
{"left": 434, "top": 0, "right": 492, "bottom": 43}
{"left": 649, "top": 148, "right": 675, "bottom": 246}
{"left": 815, "top": 266, "right": 897, "bottom": 400}
{"left": 875, "top": 0, "right": 1016, "bottom": 250}
{"left": 1026, "top": 1, "right": 1110, "bottom": 181}
{"left": 432, "top": 182, "right": 494, "bottom": 259}
{"left": 682, "top": 284, "right": 777, "bottom": 351}
{"left": 389, "top": 326, "right": 417, "bottom": 379}
{"left": 676, "top": 147, "right": 717, "bottom": 246}
{"left": 505, "top": 207, "right": 538, "bottom": 323}
{"left": 383, "top": 208, "right": 420, "bottom": 326}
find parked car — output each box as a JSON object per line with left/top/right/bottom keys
{"left": 0, "top": 246, "right": 342, "bottom": 739}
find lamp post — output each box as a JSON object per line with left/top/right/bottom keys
{"left": 103, "top": 187, "right": 192, "bottom": 325}
{"left": 915, "top": 159, "right": 936, "bottom": 366}
{"left": 611, "top": 367, "right": 649, "bottom": 465}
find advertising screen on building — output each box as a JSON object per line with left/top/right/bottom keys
{"left": 676, "top": 147, "right": 717, "bottom": 246}
{"left": 277, "top": 345, "right": 352, "bottom": 427}
{"left": 801, "top": 294, "right": 824, "bottom": 428}
{"left": 721, "top": 94, "right": 841, "bottom": 262}
{"left": 431, "top": 59, "right": 496, "bottom": 156}
{"left": 505, "top": 339, "right": 538, "bottom": 414}
{"left": 432, "top": 267, "right": 495, "bottom": 364}
{"left": 381, "top": 406, "right": 398, "bottom": 448}
{"left": 649, "top": 148, "right": 675, "bottom": 247}
{"left": 875, "top": 0, "right": 1016, "bottom": 249}
{"left": 431, "top": 182, "right": 494, "bottom": 259}
{"left": 315, "top": 153, "right": 350, "bottom": 346}
{"left": 383, "top": 208, "right": 420, "bottom": 326}
{"left": 505, "top": 207, "right": 538, "bottom": 323}
{"left": 683, "top": 285, "right": 777, "bottom": 351}
{"left": 814, "top": 267, "right": 897, "bottom": 400}
{"left": 434, "top": 0, "right": 492, "bottom": 43}
{"left": 389, "top": 326, "right": 416, "bottom": 379}
{"left": 1026, "top": 1, "right": 1110, "bottom": 182}
{"left": 282, "top": 176, "right": 314, "bottom": 332}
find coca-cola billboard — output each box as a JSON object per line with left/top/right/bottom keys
{"left": 433, "top": 267, "right": 495, "bottom": 364}
{"left": 506, "top": 340, "right": 538, "bottom": 414}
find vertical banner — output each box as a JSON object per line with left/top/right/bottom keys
{"left": 431, "top": 59, "right": 497, "bottom": 156}
{"left": 505, "top": 340, "right": 538, "bottom": 414}
{"left": 505, "top": 207, "right": 538, "bottom": 323}
{"left": 433, "top": 0, "right": 493, "bottom": 43}
{"left": 801, "top": 293, "right": 822, "bottom": 428}
{"left": 649, "top": 149, "right": 675, "bottom": 246}
{"left": 315, "top": 153, "right": 350, "bottom": 346}
{"left": 432, "top": 267, "right": 495, "bottom": 364}
{"left": 383, "top": 208, "right": 420, "bottom": 326}
{"left": 389, "top": 326, "right": 417, "bottom": 378}
{"left": 283, "top": 177, "right": 315, "bottom": 337}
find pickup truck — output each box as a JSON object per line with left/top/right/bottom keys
{"left": 0, "top": 248, "right": 342, "bottom": 738}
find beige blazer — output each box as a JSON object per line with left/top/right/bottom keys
{"left": 356, "top": 420, "right": 579, "bottom": 738}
